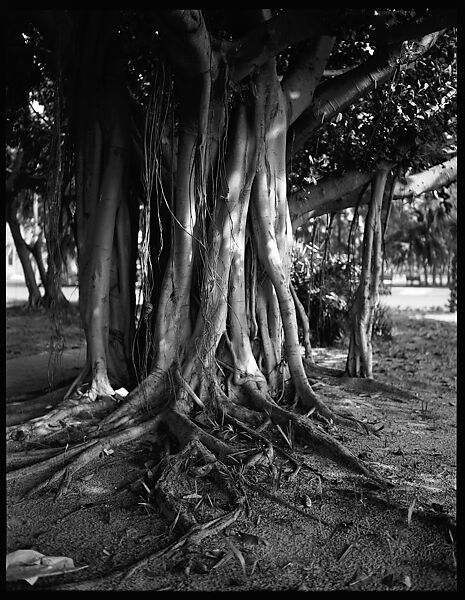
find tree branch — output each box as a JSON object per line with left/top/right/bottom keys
{"left": 226, "top": 10, "right": 341, "bottom": 84}
{"left": 226, "top": 9, "right": 447, "bottom": 85}
{"left": 289, "top": 157, "right": 457, "bottom": 230}
{"left": 288, "top": 170, "right": 372, "bottom": 229}
{"left": 393, "top": 156, "right": 457, "bottom": 199}
{"left": 370, "top": 9, "right": 457, "bottom": 47}
{"left": 159, "top": 9, "right": 215, "bottom": 77}
{"left": 282, "top": 36, "right": 335, "bottom": 126}
{"left": 287, "top": 26, "right": 447, "bottom": 160}
{"left": 286, "top": 43, "right": 402, "bottom": 158}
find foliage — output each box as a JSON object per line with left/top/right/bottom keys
{"left": 292, "top": 241, "right": 393, "bottom": 345}
{"left": 384, "top": 185, "right": 456, "bottom": 277}
{"left": 291, "top": 243, "right": 359, "bottom": 346}
{"left": 288, "top": 24, "right": 457, "bottom": 194}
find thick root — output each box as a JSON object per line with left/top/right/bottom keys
{"left": 152, "top": 438, "right": 245, "bottom": 532}
{"left": 11, "top": 416, "right": 162, "bottom": 499}
{"left": 216, "top": 381, "right": 387, "bottom": 486}
{"left": 5, "top": 370, "right": 392, "bottom": 591}
{"left": 98, "top": 369, "right": 171, "bottom": 432}
{"left": 7, "top": 385, "right": 70, "bottom": 427}
{"left": 7, "top": 395, "right": 115, "bottom": 442}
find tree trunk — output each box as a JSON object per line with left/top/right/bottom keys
{"left": 346, "top": 166, "right": 389, "bottom": 378}
{"left": 7, "top": 200, "right": 42, "bottom": 308}
{"left": 10, "top": 10, "right": 418, "bottom": 516}
{"left": 28, "top": 235, "right": 47, "bottom": 289}
{"left": 74, "top": 26, "right": 136, "bottom": 398}
{"left": 449, "top": 252, "right": 457, "bottom": 312}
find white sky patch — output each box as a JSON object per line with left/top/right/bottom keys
{"left": 30, "top": 100, "right": 44, "bottom": 114}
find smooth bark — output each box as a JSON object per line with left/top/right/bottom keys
{"left": 346, "top": 167, "right": 389, "bottom": 378}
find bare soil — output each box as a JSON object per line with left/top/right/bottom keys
{"left": 5, "top": 305, "right": 457, "bottom": 591}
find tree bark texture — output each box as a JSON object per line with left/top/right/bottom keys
{"left": 67, "top": 10, "right": 453, "bottom": 413}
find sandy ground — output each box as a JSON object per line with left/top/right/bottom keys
{"left": 5, "top": 297, "right": 457, "bottom": 591}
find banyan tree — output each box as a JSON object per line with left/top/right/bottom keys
{"left": 6, "top": 9, "right": 457, "bottom": 568}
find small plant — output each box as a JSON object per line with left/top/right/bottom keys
{"left": 291, "top": 245, "right": 359, "bottom": 346}
{"left": 420, "top": 399, "right": 430, "bottom": 419}
{"left": 372, "top": 302, "right": 393, "bottom": 340}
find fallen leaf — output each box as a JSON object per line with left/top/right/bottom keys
{"left": 6, "top": 549, "right": 87, "bottom": 586}
{"left": 212, "top": 550, "right": 233, "bottom": 570}
{"left": 250, "top": 557, "right": 259, "bottom": 575}
{"left": 403, "top": 574, "right": 412, "bottom": 588}
{"left": 337, "top": 542, "right": 353, "bottom": 562}
{"left": 114, "top": 387, "right": 129, "bottom": 397}
{"left": 302, "top": 494, "right": 312, "bottom": 508}
{"left": 235, "top": 532, "right": 269, "bottom": 547}
{"left": 227, "top": 540, "right": 247, "bottom": 578}
{"left": 205, "top": 548, "right": 223, "bottom": 559}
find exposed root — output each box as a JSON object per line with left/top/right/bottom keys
{"left": 7, "top": 445, "right": 74, "bottom": 471}
{"left": 63, "top": 363, "right": 91, "bottom": 400}
{"left": 5, "top": 363, "right": 394, "bottom": 592}
{"left": 7, "top": 439, "right": 99, "bottom": 482}
{"left": 163, "top": 409, "right": 236, "bottom": 461}
{"left": 118, "top": 506, "right": 243, "bottom": 588}
{"left": 13, "top": 416, "right": 162, "bottom": 499}
{"left": 49, "top": 504, "right": 244, "bottom": 591}
{"left": 292, "top": 382, "right": 370, "bottom": 433}
{"left": 218, "top": 381, "right": 387, "bottom": 486}
{"left": 7, "top": 358, "right": 387, "bottom": 507}
{"left": 7, "top": 395, "right": 115, "bottom": 442}
{"left": 6, "top": 385, "right": 70, "bottom": 427}
{"left": 98, "top": 369, "right": 171, "bottom": 432}
{"left": 221, "top": 409, "right": 300, "bottom": 470}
